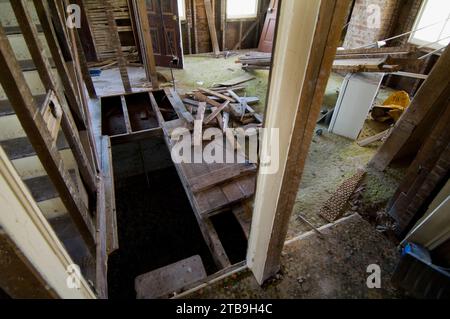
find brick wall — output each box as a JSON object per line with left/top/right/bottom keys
{"left": 343, "top": 0, "right": 400, "bottom": 49}
{"left": 390, "top": 0, "right": 424, "bottom": 47}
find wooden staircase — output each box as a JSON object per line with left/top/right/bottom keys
{"left": 0, "top": 0, "right": 95, "bottom": 280}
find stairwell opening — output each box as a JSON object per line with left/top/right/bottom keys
{"left": 107, "top": 136, "right": 217, "bottom": 299}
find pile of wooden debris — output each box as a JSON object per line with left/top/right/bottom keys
{"left": 181, "top": 76, "right": 264, "bottom": 135}
{"left": 237, "top": 52, "right": 272, "bottom": 71}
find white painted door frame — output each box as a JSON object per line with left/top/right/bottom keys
{"left": 0, "top": 146, "right": 96, "bottom": 299}
{"left": 246, "top": 0, "right": 351, "bottom": 284}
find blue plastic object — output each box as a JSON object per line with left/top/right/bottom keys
{"left": 89, "top": 69, "right": 102, "bottom": 77}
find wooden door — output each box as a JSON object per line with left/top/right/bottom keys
{"left": 146, "top": 0, "right": 183, "bottom": 68}
{"left": 258, "top": 0, "right": 278, "bottom": 53}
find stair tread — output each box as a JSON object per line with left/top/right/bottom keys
{"left": 24, "top": 169, "right": 77, "bottom": 202}
{"left": 4, "top": 25, "right": 43, "bottom": 35}
{"left": 0, "top": 94, "right": 47, "bottom": 117}
{"left": 18, "top": 59, "right": 55, "bottom": 72}
{"left": 0, "top": 131, "right": 69, "bottom": 160}
{"left": 24, "top": 175, "right": 58, "bottom": 202}
{"left": 49, "top": 215, "right": 95, "bottom": 280}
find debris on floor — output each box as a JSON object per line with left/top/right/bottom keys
{"left": 182, "top": 80, "right": 264, "bottom": 132}
{"left": 237, "top": 52, "right": 272, "bottom": 71}
{"left": 319, "top": 169, "right": 366, "bottom": 223}
{"left": 371, "top": 90, "right": 411, "bottom": 123}
{"left": 185, "top": 214, "right": 404, "bottom": 299}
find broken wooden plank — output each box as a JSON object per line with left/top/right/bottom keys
{"left": 199, "top": 87, "right": 236, "bottom": 103}
{"left": 214, "top": 74, "right": 256, "bottom": 87}
{"left": 194, "top": 91, "right": 224, "bottom": 109}
{"left": 204, "top": 101, "right": 230, "bottom": 125}
{"left": 190, "top": 164, "right": 257, "bottom": 194}
{"left": 194, "top": 102, "right": 206, "bottom": 146}
{"left": 332, "top": 57, "right": 400, "bottom": 73}
{"left": 204, "top": 0, "right": 220, "bottom": 57}
{"left": 120, "top": 95, "right": 132, "bottom": 134}
{"left": 102, "top": 0, "right": 131, "bottom": 92}
{"left": 100, "top": 136, "right": 118, "bottom": 254}
{"left": 357, "top": 128, "right": 392, "bottom": 147}
{"left": 222, "top": 111, "right": 230, "bottom": 132}
{"left": 164, "top": 88, "right": 194, "bottom": 124}
{"left": 335, "top": 46, "right": 414, "bottom": 58}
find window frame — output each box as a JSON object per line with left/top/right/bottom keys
{"left": 409, "top": 0, "right": 450, "bottom": 49}
{"left": 226, "top": 0, "right": 259, "bottom": 20}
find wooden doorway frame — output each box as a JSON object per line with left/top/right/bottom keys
{"left": 246, "top": 0, "right": 351, "bottom": 284}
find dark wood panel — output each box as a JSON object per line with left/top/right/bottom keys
{"left": 146, "top": 0, "right": 183, "bottom": 68}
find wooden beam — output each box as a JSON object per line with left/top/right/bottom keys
{"left": 190, "top": 164, "right": 257, "bottom": 194}
{"left": 192, "top": 0, "right": 199, "bottom": 53}
{"left": 357, "top": 128, "right": 391, "bottom": 147}
{"left": 74, "top": 28, "right": 97, "bottom": 99}
{"left": 194, "top": 102, "right": 206, "bottom": 146}
{"left": 0, "top": 24, "right": 96, "bottom": 254}
{"left": 204, "top": 0, "right": 221, "bottom": 56}
{"left": 59, "top": 0, "right": 102, "bottom": 174}
{"left": 221, "top": 0, "right": 227, "bottom": 50}
{"left": 186, "top": 0, "right": 193, "bottom": 55}
{"left": 199, "top": 87, "right": 236, "bottom": 103}
{"left": 102, "top": 0, "right": 132, "bottom": 92}
{"left": 203, "top": 218, "right": 231, "bottom": 269}
{"left": 95, "top": 165, "right": 108, "bottom": 299}
{"left": 247, "top": 0, "right": 351, "bottom": 284}
{"left": 99, "top": 136, "right": 118, "bottom": 256}
{"left": 110, "top": 127, "right": 164, "bottom": 145}
{"left": 232, "top": 15, "right": 264, "bottom": 51}
{"left": 11, "top": 0, "right": 98, "bottom": 199}
{"left": 33, "top": 0, "right": 86, "bottom": 130}
{"left": 120, "top": 96, "right": 133, "bottom": 134}
{"left": 204, "top": 101, "right": 230, "bottom": 124}
{"left": 133, "top": 0, "right": 159, "bottom": 89}
{"left": 369, "top": 45, "right": 450, "bottom": 171}
{"left": 388, "top": 99, "right": 450, "bottom": 234}
{"left": 164, "top": 88, "right": 195, "bottom": 123}
{"left": 0, "top": 146, "right": 96, "bottom": 299}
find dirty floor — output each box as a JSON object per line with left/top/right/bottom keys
{"left": 92, "top": 53, "right": 406, "bottom": 298}
{"left": 92, "top": 56, "right": 404, "bottom": 240}
{"left": 186, "top": 214, "right": 404, "bottom": 299}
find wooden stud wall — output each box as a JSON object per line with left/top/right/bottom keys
{"left": 83, "top": 0, "right": 138, "bottom": 61}
{"left": 0, "top": 0, "right": 109, "bottom": 297}
{"left": 181, "top": 0, "right": 271, "bottom": 54}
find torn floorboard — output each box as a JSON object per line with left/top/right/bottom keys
{"left": 104, "top": 89, "right": 258, "bottom": 270}
{"left": 162, "top": 119, "right": 257, "bottom": 218}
